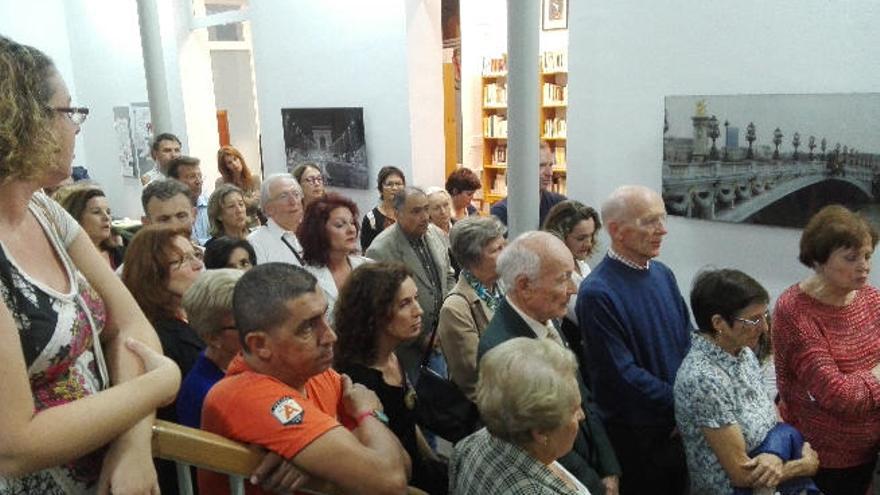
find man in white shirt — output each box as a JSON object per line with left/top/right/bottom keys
{"left": 248, "top": 173, "right": 305, "bottom": 266}
{"left": 141, "top": 133, "right": 182, "bottom": 186}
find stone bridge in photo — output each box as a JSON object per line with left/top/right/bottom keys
{"left": 662, "top": 159, "right": 877, "bottom": 222}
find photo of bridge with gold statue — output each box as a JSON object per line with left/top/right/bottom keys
{"left": 662, "top": 94, "right": 880, "bottom": 228}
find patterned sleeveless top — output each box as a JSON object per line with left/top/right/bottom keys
{"left": 0, "top": 193, "right": 108, "bottom": 495}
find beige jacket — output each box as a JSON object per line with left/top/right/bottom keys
{"left": 438, "top": 274, "right": 494, "bottom": 400}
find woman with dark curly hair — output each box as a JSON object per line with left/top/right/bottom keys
{"left": 334, "top": 262, "right": 447, "bottom": 494}
{"left": 299, "top": 193, "right": 370, "bottom": 322}
{"left": 360, "top": 165, "right": 406, "bottom": 250}
{"left": 445, "top": 167, "right": 482, "bottom": 220}
{"left": 202, "top": 236, "right": 256, "bottom": 271}
{"left": 216, "top": 145, "right": 261, "bottom": 226}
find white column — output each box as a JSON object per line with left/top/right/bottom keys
{"left": 136, "top": 0, "right": 174, "bottom": 136}
{"left": 506, "top": 0, "right": 541, "bottom": 237}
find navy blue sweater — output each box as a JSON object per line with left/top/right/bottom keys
{"left": 576, "top": 256, "right": 692, "bottom": 427}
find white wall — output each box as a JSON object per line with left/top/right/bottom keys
{"left": 62, "top": 0, "right": 150, "bottom": 219}
{"left": 405, "top": 0, "right": 445, "bottom": 188}
{"left": 567, "top": 1, "right": 880, "bottom": 300}
{"left": 211, "top": 48, "right": 261, "bottom": 179}
{"left": 250, "top": 0, "right": 442, "bottom": 214}
{"left": 0, "top": 1, "right": 86, "bottom": 169}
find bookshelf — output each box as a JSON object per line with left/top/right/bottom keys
{"left": 480, "top": 51, "right": 568, "bottom": 212}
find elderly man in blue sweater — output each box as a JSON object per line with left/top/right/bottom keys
{"left": 576, "top": 185, "right": 692, "bottom": 495}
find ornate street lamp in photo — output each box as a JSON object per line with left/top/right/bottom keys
{"left": 772, "top": 127, "right": 783, "bottom": 160}
{"left": 820, "top": 137, "right": 827, "bottom": 159}
{"left": 746, "top": 122, "right": 756, "bottom": 159}
{"left": 708, "top": 115, "right": 720, "bottom": 160}
{"left": 723, "top": 120, "right": 729, "bottom": 160}
{"left": 808, "top": 135, "right": 816, "bottom": 161}
{"left": 792, "top": 132, "right": 801, "bottom": 161}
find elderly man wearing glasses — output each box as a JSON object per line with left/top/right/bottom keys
{"left": 576, "top": 185, "right": 693, "bottom": 495}
{"left": 247, "top": 173, "right": 305, "bottom": 266}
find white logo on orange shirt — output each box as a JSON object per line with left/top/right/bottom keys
{"left": 271, "top": 396, "right": 304, "bottom": 426}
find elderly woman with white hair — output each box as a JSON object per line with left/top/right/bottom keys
{"left": 450, "top": 337, "right": 589, "bottom": 494}
{"left": 438, "top": 216, "right": 506, "bottom": 399}
{"left": 176, "top": 269, "right": 243, "bottom": 429}
{"left": 426, "top": 186, "right": 454, "bottom": 237}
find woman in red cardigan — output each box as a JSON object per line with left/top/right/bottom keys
{"left": 773, "top": 204, "right": 880, "bottom": 495}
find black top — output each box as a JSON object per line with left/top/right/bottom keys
{"left": 153, "top": 317, "right": 205, "bottom": 495}
{"left": 360, "top": 206, "right": 394, "bottom": 252}
{"left": 338, "top": 362, "right": 447, "bottom": 494}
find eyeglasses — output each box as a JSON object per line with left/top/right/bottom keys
{"left": 302, "top": 175, "right": 324, "bottom": 186}
{"left": 52, "top": 107, "right": 89, "bottom": 125}
{"left": 170, "top": 250, "right": 204, "bottom": 271}
{"left": 733, "top": 311, "right": 770, "bottom": 328}
{"left": 271, "top": 189, "right": 303, "bottom": 203}
{"left": 383, "top": 181, "right": 405, "bottom": 189}
{"left": 635, "top": 213, "right": 668, "bottom": 231}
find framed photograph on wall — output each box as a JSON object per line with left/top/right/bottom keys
{"left": 542, "top": 0, "right": 568, "bottom": 31}
{"left": 662, "top": 93, "right": 880, "bottom": 229}
{"left": 281, "top": 107, "right": 369, "bottom": 190}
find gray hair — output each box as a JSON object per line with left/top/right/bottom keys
{"left": 207, "top": 183, "right": 245, "bottom": 237}
{"left": 392, "top": 186, "right": 426, "bottom": 212}
{"left": 233, "top": 263, "right": 318, "bottom": 351}
{"left": 477, "top": 337, "right": 580, "bottom": 446}
{"left": 182, "top": 269, "right": 242, "bottom": 341}
{"left": 424, "top": 186, "right": 449, "bottom": 198}
{"left": 601, "top": 184, "right": 656, "bottom": 225}
{"left": 260, "top": 173, "right": 301, "bottom": 210}
{"left": 496, "top": 231, "right": 556, "bottom": 289}
{"left": 141, "top": 178, "right": 191, "bottom": 216}
{"left": 450, "top": 216, "right": 506, "bottom": 270}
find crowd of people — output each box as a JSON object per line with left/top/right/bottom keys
{"left": 3, "top": 34, "right": 880, "bottom": 495}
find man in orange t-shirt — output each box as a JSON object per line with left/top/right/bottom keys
{"left": 199, "top": 263, "right": 410, "bottom": 495}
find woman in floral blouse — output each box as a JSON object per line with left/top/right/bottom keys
{"left": 674, "top": 269, "right": 818, "bottom": 494}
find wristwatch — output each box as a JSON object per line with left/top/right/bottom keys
{"left": 355, "top": 409, "right": 389, "bottom": 426}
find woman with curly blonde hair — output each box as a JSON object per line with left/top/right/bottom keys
{"left": 0, "top": 35, "right": 179, "bottom": 493}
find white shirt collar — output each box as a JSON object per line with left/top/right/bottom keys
{"left": 608, "top": 247, "right": 650, "bottom": 270}
{"left": 506, "top": 295, "right": 557, "bottom": 340}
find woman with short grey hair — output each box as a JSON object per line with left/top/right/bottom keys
{"left": 438, "top": 216, "right": 506, "bottom": 400}
{"left": 176, "top": 269, "right": 243, "bottom": 428}
{"left": 450, "top": 337, "right": 588, "bottom": 494}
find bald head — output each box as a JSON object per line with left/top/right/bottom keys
{"left": 498, "top": 231, "right": 576, "bottom": 321}
{"left": 601, "top": 185, "right": 660, "bottom": 225}
{"left": 602, "top": 185, "right": 668, "bottom": 265}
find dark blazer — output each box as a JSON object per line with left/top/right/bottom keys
{"left": 478, "top": 298, "right": 622, "bottom": 495}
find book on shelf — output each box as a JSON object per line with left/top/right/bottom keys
{"left": 491, "top": 171, "right": 508, "bottom": 195}
{"left": 483, "top": 82, "right": 507, "bottom": 106}
{"left": 482, "top": 55, "right": 507, "bottom": 75}
{"left": 552, "top": 175, "right": 567, "bottom": 194}
{"left": 554, "top": 145, "right": 566, "bottom": 167}
{"left": 543, "top": 117, "right": 567, "bottom": 138}
{"left": 483, "top": 115, "right": 508, "bottom": 138}
{"left": 541, "top": 50, "right": 567, "bottom": 73}
{"left": 542, "top": 82, "right": 567, "bottom": 105}
{"left": 492, "top": 144, "right": 507, "bottom": 165}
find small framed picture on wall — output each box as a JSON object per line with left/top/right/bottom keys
{"left": 542, "top": 0, "right": 568, "bottom": 31}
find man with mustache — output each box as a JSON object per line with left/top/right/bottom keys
{"left": 366, "top": 187, "right": 456, "bottom": 380}
{"left": 577, "top": 185, "right": 692, "bottom": 495}
{"left": 200, "top": 263, "right": 410, "bottom": 495}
